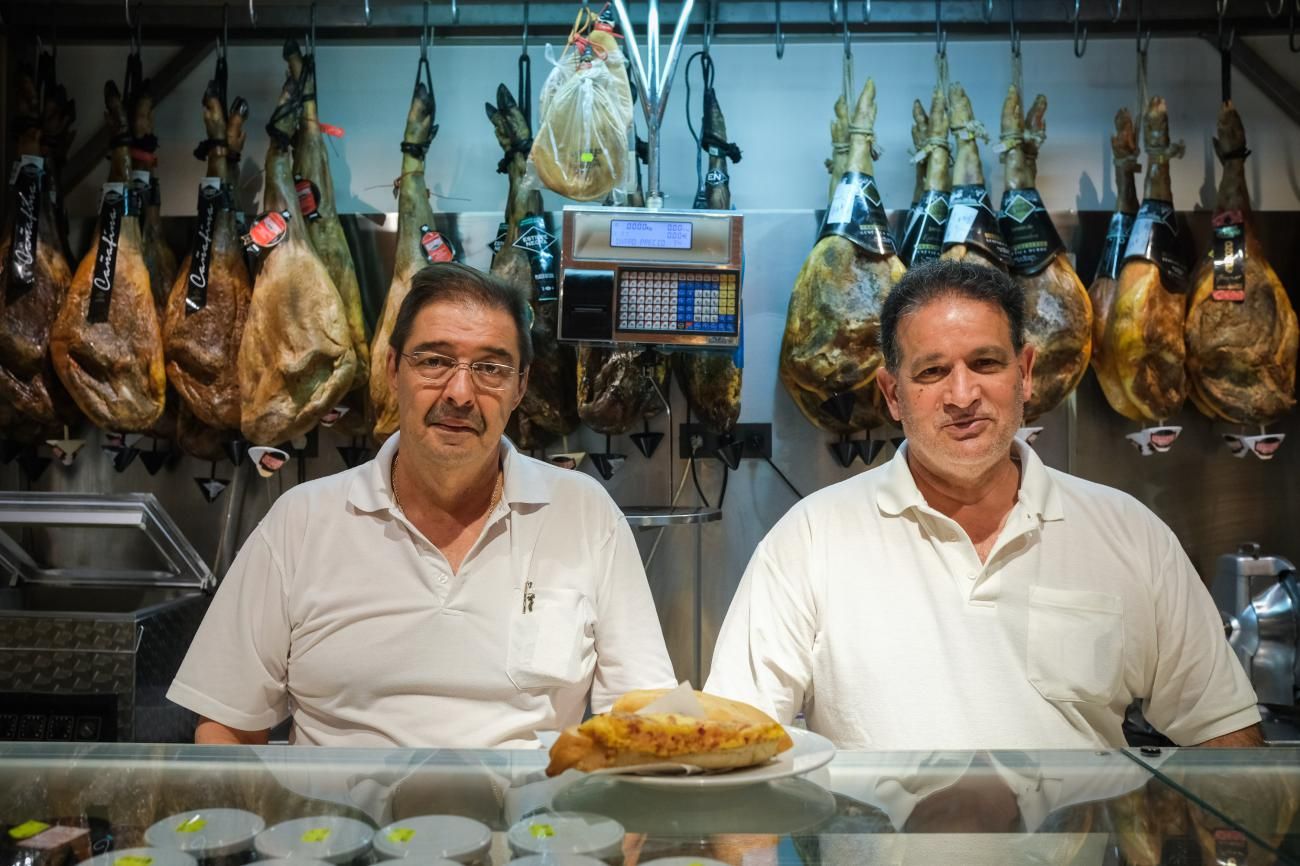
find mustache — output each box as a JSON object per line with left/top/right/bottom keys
{"left": 424, "top": 405, "right": 486, "bottom": 433}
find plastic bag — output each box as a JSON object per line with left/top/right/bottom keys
{"left": 528, "top": 40, "right": 633, "bottom": 202}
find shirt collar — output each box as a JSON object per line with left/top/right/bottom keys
{"left": 876, "top": 437, "right": 1063, "bottom": 522}
{"left": 346, "top": 431, "right": 551, "bottom": 515}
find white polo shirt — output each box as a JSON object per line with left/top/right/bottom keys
{"left": 705, "top": 440, "right": 1259, "bottom": 750}
{"left": 168, "top": 432, "right": 677, "bottom": 747}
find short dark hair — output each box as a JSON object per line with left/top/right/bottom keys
{"left": 388, "top": 262, "right": 534, "bottom": 368}
{"left": 881, "top": 259, "right": 1025, "bottom": 372}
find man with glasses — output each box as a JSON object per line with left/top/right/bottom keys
{"left": 169, "top": 263, "right": 676, "bottom": 746}
{"left": 707, "top": 259, "right": 1262, "bottom": 752}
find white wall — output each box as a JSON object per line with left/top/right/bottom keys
{"left": 57, "top": 33, "right": 1300, "bottom": 220}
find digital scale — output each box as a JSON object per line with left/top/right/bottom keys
{"left": 558, "top": 205, "right": 744, "bottom": 349}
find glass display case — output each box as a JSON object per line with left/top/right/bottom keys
{"left": 2, "top": 743, "right": 1297, "bottom": 865}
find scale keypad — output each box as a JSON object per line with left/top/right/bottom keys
{"left": 616, "top": 269, "right": 739, "bottom": 334}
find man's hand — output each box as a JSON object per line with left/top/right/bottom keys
{"left": 195, "top": 717, "right": 271, "bottom": 745}
{"left": 1196, "top": 723, "right": 1265, "bottom": 747}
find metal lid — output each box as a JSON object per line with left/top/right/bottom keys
{"left": 507, "top": 812, "right": 624, "bottom": 859}
{"left": 78, "top": 847, "right": 199, "bottom": 866}
{"left": 254, "top": 816, "right": 373, "bottom": 865}
{"left": 144, "top": 809, "right": 265, "bottom": 857}
{"left": 507, "top": 857, "right": 608, "bottom": 866}
{"left": 373, "top": 815, "right": 491, "bottom": 862}
{"left": 0, "top": 493, "right": 214, "bottom": 590}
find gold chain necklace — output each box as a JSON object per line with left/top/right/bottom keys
{"left": 390, "top": 450, "right": 503, "bottom": 516}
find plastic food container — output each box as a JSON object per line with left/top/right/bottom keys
{"left": 372, "top": 815, "right": 491, "bottom": 864}
{"left": 249, "top": 860, "right": 331, "bottom": 866}
{"left": 144, "top": 809, "right": 264, "bottom": 866}
{"left": 506, "top": 812, "right": 624, "bottom": 861}
{"left": 253, "top": 816, "right": 373, "bottom": 865}
{"left": 506, "top": 857, "right": 608, "bottom": 866}
{"left": 77, "top": 847, "right": 199, "bottom": 866}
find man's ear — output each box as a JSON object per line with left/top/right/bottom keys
{"left": 876, "top": 366, "right": 903, "bottom": 422}
{"left": 1018, "top": 344, "right": 1036, "bottom": 407}
{"left": 386, "top": 345, "right": 401, "bottom": 395}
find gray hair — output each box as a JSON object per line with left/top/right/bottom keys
{"left": 881, "top": 259, "right": 1025, "bottom": 372}
{"left": 388, "top": 262, "right": 534, "bottom": 369}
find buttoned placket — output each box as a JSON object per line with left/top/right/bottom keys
{"left": 388, "top": 497, "right": 512, "bottom": 600}
{"left": 921, "top": 503, "right": 1043, "bottom": 603}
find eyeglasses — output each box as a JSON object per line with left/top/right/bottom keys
{"left": 1125, "top": 426, "right": 1182, "bottom": 456}
{"left": 1223, "top": 432, "right": 1285, "bottom": 460}
{"left": 400, "top": 351, "right": 520, "bottom": 391}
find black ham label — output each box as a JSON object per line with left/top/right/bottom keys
{"left": 998, "top": 187, "right": 1065, "bottom": 275}
{"left": 513, "top": 215, "right": 558, "bottom": 302}
{"left": 420, "top": 226, "right": 454, "bottom": 263}
{"left": 1123, "top": 199, "right": 1188, "bottom": 293}
{"left": 899, "top": 189, "right": 949, "bottom": 267}
{"left": 242, "top": 210, "right": 292, "bottom": 254}
{"left": 294, "top": 175, "right": 322, "bottom": 221}
{"left": 819, "top": 172, "right": 896, "bottom": 256}
{"left": 490, "top": 222, "right": 509, "bottom": 256}
{"left": 5, "top": 156, "right": 44, "bottom": 301}
{"left": 1095, "top": 211, "right": 1136, "bottom": 281}
{"left": 943, "top": 185, "right": 1011, "bottom": 265}
{"left": 87, "top": 184, "right": 128, "bottom": 324}
{"left": 185, "top": 179, "right": 226, "bottom": 314}
{"left": 1211, "top": 210, "right": 1246, "bottom": 302}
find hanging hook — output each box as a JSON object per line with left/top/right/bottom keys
{"left": 363, "top": 0, "right": 371, "bottom": 26}
{"left": 1009, "top": 0, "right": 1021, "bottom": 58}
{"left": 829, "top": 0, "right": 840, "bottom": 25}
{"left": 219, "top": 1, "right": 228, "bottom": 57}
{"left": 1070, "top": 0, "right": 1088, "bottom": 57}
{"left": 775, "top": 0, "right": 785, "bottom": 58}
{"left": 982, "top": 0, "right": 994, "bottom": 23}
{"left": 248, "top": 0, "right": 256, "bottom": 28}
{"left": 840, "top": 0, "right": 851, "bottom": 59}
{"left": 1218, "top": 1, "right": 1235, "bottom": 52}
{"left": 1135, "top": 0, "right": 1151, "bottom": 56}
{"left": 935, "top": 0, "right": 948, "bottom": 57}
{"left": 1263, "top": 0, "right": 1284, "bottom": 18}
{"left": 421, "top": 0, "right": 431, "bottom": 59}
{"left": 450, "top": 0, "right": 459, "bottom": 24}
{"left": 125, "top": 0, "right": 133, "bottom": 28}
{"left": 1108, "top": 0, "right": 1124, "bottom": 22}
{"left": 862, "top": 0, "right": 871, "bottom": 24}
{"left": 129, "top": 2, "right": 143, "bottom": 53}
{"left": 521, "top": 0, "right": 529, "bottom": 52}
{"left": 308, "top": 1, "right": 317, "bottom": 52}
{"left": 1289, "top": 0, "right": 1299, "bottom": 51}
{"left": 703, "top": 0, "right": 717, "bottom": 55}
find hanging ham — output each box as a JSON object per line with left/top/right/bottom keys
{"left": 237, "top": 76, "right": 356, "bottom": 445}
{"left": 997, "top": 85, "right": 1092, "bottom": 421}
{"left": 1184, "top": 101, "right": 1298, "bottom": 426}
{"left": 940, "top": 83, "right": 1010, "bottom": 272}
{"left": 487, "top": 84, "right": 579, "bottom": 449}
{"left": 0, "top": 66, "right": 76, "bottom": 427}
{"left": 1090, "top": 108, "right": 1144, "bottom": 420}
{"left": 577, "top": 348, "right": 667, "bottom": 436}
{"left": 674, "top": 72, "right": 743, "bottom": 435}
{"left": 1105, "top": 97, "right": 1188, "bottom": 424}
{"left": 370, "top": 78, "right": 440, "bottom": 439}
{"left": 285, "top": 39, "right": 370, "bottom": 390}
{"left": 899, "top": 84, "right": 950, "bottom": 268}
{"left": 779, "top": 79, "right": 901, "bottom": 434}
{"left": 50, "top": 80, "right": 165, "bottom": 432}
{"left": 162, "top": 81, "right": 251, "bottom": 433}
{"left": 128, "top": 80, "right": 178, "bottom": 310}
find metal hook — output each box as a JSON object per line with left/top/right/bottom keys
{"left": 248, "top": 0, "right": 256, "bottom": 28}
{"left": 124, "top": 0, "right": 132, "bottom": 27}
{"left": 982, "top": 0, "right": 994, "bottom": 23}
{"left": 1218, "top": 6, "right": 1236, "bottom": 51}
{"left": 450, "top": 0, "right": 459, "bottom": 24}
{"left": 862, "top": 0, "right": 871, "bottom": 24}
{"left": 309, "top": 1, "right": 316, "bottom": 51}
{"left": 129, "top": 1, "right": 142, "bottom": 51}
{"left": 840, "top": 0, "right": 851, "bottom": 58}
{"left": 1264, "top": 0, "right": 1284, "bottom": 18}
{"left": 1009, "top": 0, "right": 1021, "bottom": 58}
{"left": 1108, "top": 0, "right": 1123, "bottom": 22}
{"left": 775, "top": 0, "right": 785, "bottom": 58}
{"left": 1289, "top": 0, "right": 1299, "bottom": 51}
{"left": 935, "top": 0, "right": 947, "bottom": 57}
{"left": 363, "top": 0, "right": 371, "bottom": 26}
{"left": 219, "top": 1, "right": 228, "bottom": 56}
{"left": 703, "top": 0, "right": 717, "bottom": 55}
{"left": 1070, "top": 0, "right": 1088, "bottom": 56}
{"left": 521, "top": 0, "right": 529, "bottom": 52}
{"left": 421, "top": 0, "right": 430, "bottom": 58}
{"left": 829, "top": 0, "right": 840, "bottom": 25}
{"left": 1135, "top": 0, "right": 1151, "bottom": 56}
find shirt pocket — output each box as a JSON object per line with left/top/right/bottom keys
{"left": 1027, "top": 586, "right": 1125, "bottom": 705}
{"left": 506, "top": 587, "right": 596, "bottom": 691}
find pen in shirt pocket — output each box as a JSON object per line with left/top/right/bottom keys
{"left": 522, "top": 580, "right": 535, "bottom": 613}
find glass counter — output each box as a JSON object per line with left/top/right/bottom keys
{"left": 1, "top": 743, "right": 1296, "bottom": 865}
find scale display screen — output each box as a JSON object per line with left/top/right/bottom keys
{"left": 609, "top": 219, "right": 693, "bottom": 250}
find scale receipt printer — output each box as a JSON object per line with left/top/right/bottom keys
{"left": 557, "top": 206, "right": 743, "bottom": 349}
